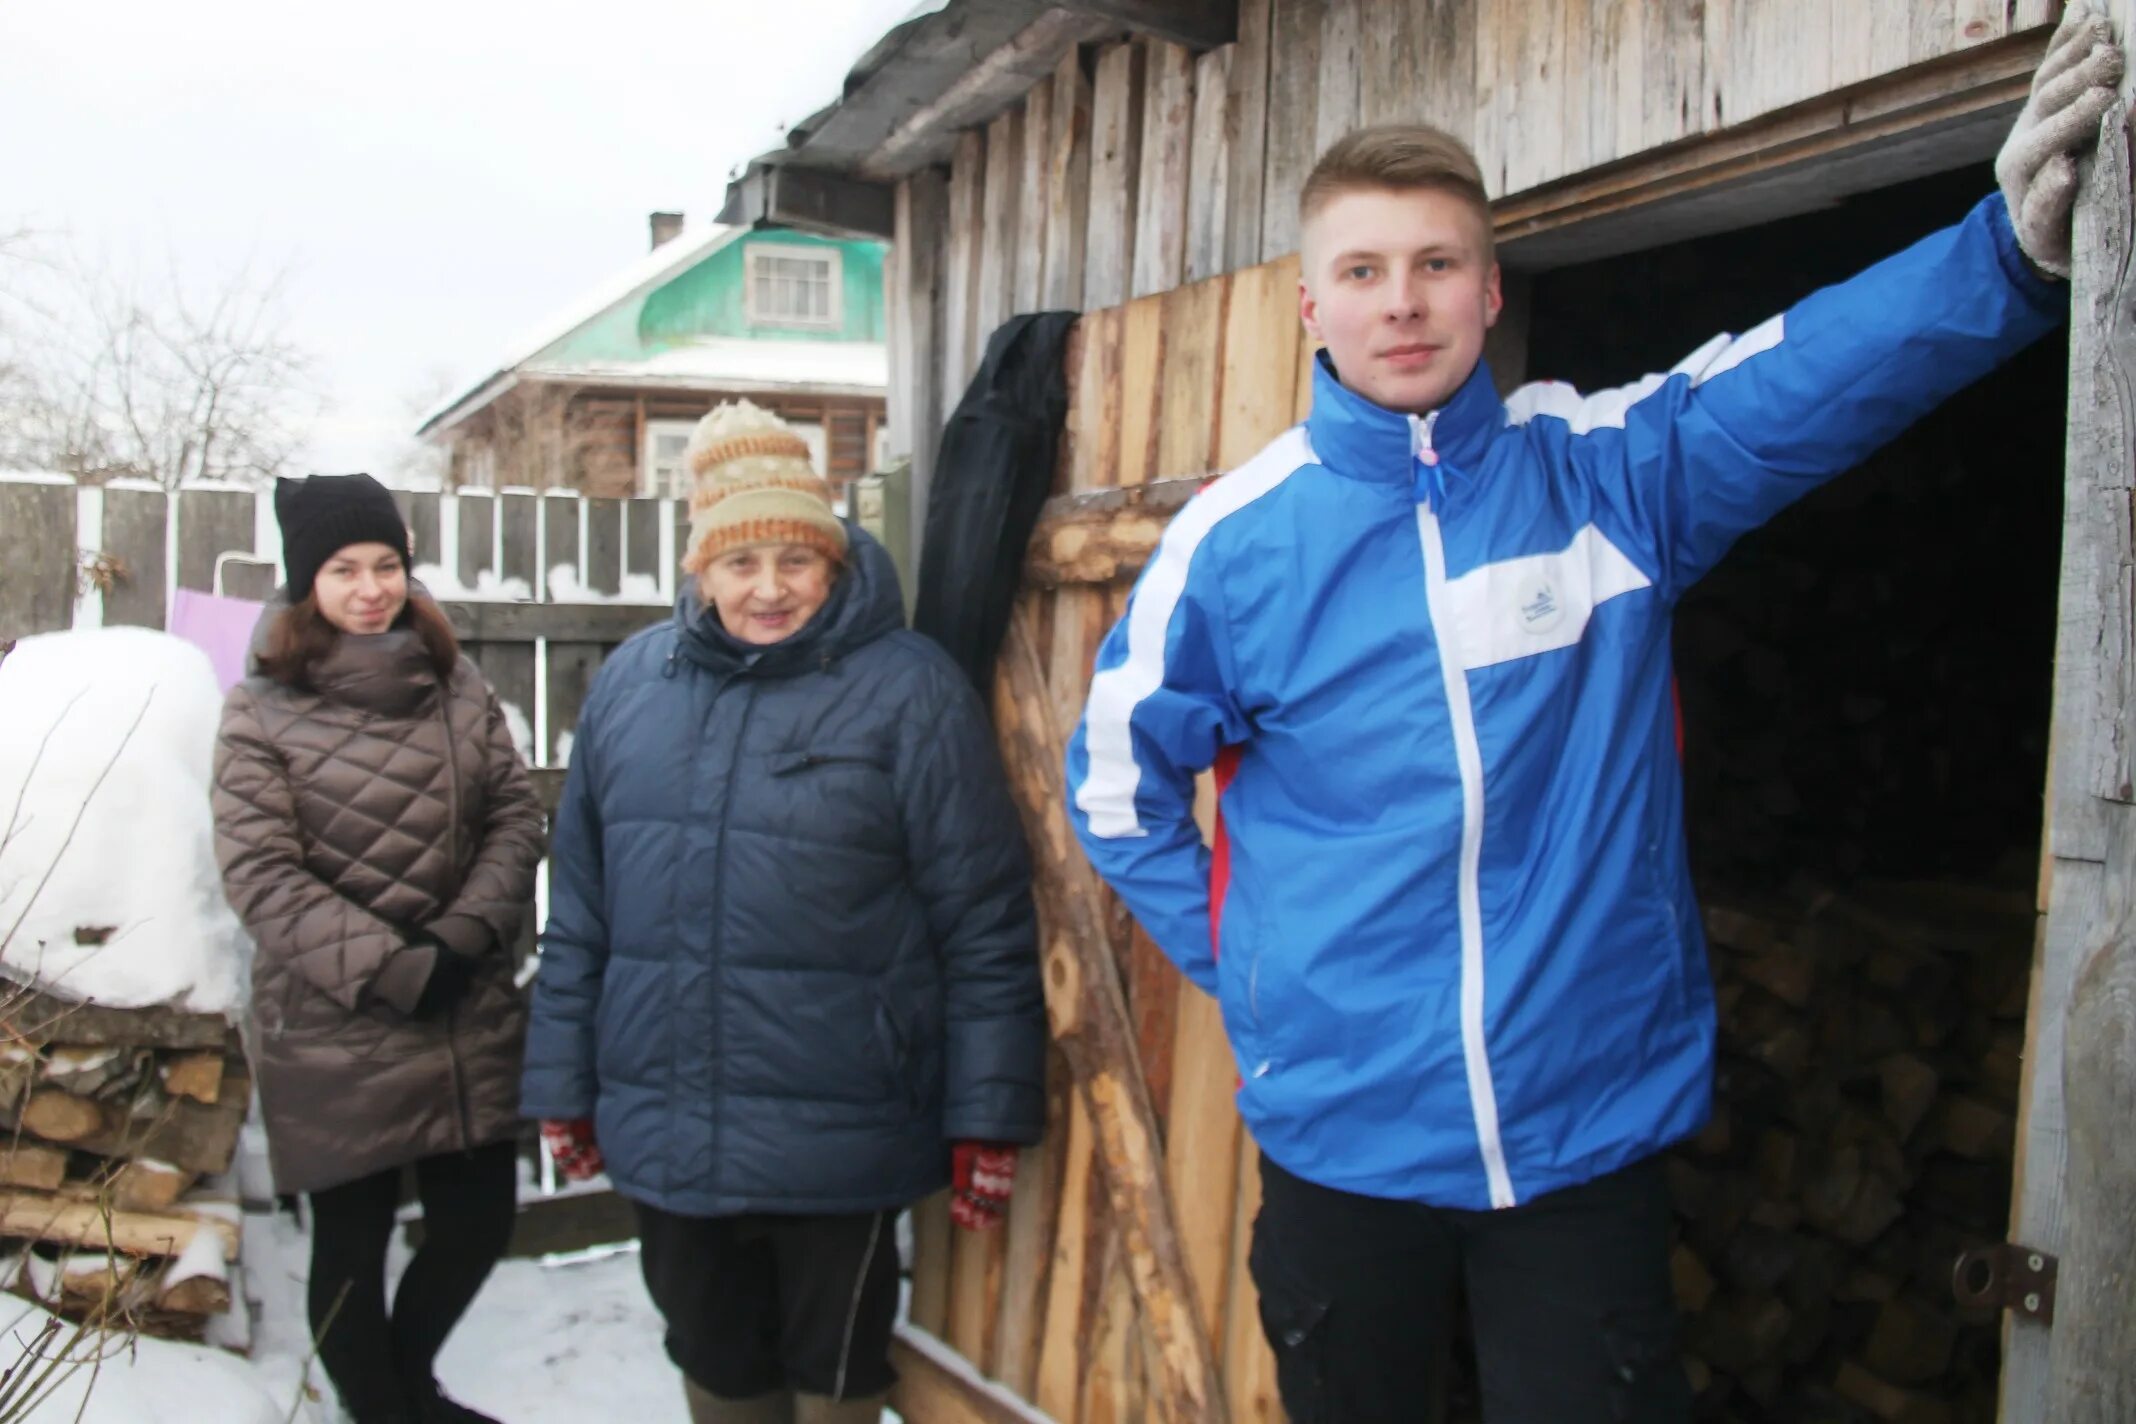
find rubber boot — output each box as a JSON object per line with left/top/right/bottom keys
{"left": 791, "top": 1392, "right": 889, "bottom": 1424}
{"left": 683, "top": 1376, "right": 794, "bottom": 1424}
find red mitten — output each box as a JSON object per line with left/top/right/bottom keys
{"left": 541, "top": 1118, "right": 604, "bottom": 1183}
{"left": 951, "top": 1142, "right": 1016, "bottom": 1230}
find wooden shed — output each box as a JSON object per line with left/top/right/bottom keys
{"left": 719, "top": 3, "right": 2136, "bottom": 1421}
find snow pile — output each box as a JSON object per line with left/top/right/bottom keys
{"left": 547, "top": 565, "right": 665, "bottom": 605}
{"left": 412, "top": 563, "right": 534, "bottom": 603}
{"left": 5, "top": 1298, "right": 282, "bottom": 1423}
{"left": 0, "top": 628, "right": 249, "bottom": 1014}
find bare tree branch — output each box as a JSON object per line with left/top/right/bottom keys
{"left": 0, "top": 239, "right": 319, "bottom": 487}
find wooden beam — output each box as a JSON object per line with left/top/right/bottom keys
{"left": 1492, "top": 31, "right": 2046, "bottom": 269}
{"left": 1066, "top": 0, "right": 1235, "bottom": 50}
{"left": 1025, "top": 478, "right": 1203, "bottom": 587}
{"left": 992, "top": 614, "right": 1228, "bottom": 1422}
{"left": 717, "top": 164, "right": 895, "bottom": 240}
{"left": 890, "top": 1322, "right": 1062, "bottom": 1424}
{"left": 866, "top": 9, "right": 1119, "bottom": 178}
{"left": 437, "top": 601, "right": 667, "bottom": 643}
{"left": 0, "top": 984, "right": 234, "bottom": 1050}
{"left": 0, "top": 1189, "right": 240, "bottom": 1261}
{"left": 2018, "top": 70, "right": 2136, "bottom": 1419}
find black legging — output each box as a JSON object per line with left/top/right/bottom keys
{"left": 306, "top": 1142, "right": 517, "bottom": 1420}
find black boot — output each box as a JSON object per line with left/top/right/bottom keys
{"left": 405, "top": 1378, "right": 504, "bottom": 1424}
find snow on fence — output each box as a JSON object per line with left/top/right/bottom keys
{"left": 0, "top": 476, "right": 679, "bottom": 779}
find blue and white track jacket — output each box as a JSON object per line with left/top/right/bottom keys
{"left": 1065, "top": 194, "right": 2062, "bottom": 1210}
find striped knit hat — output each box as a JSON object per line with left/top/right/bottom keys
{"left": 680, "top": 400, "right": 848, "bottom": 575}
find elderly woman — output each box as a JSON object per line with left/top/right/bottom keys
{"left": 213, "top": 473, "right": 543, "bottom": 1424}
{"left": 523, "top": 401, "right": 1046, "bottom": 1424}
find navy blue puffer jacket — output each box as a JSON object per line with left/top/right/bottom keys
{"left": 521, "top": 528, "right": 1046, "bottom": 1214}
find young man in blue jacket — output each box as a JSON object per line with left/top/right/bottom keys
{"left": 1066, "top": 8, "right": 2123, "bottom": 1421}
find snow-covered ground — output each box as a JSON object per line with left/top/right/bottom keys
{"left": 242, "top": 1209, "right": 684, "bottom": 1424}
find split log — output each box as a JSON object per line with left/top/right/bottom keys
{"left": 0, "top": 982, "right": 235, "bottom": 1050}
{"left": 110, "top": 1160, "right": 196, "bottom": 1213}
{"left": 1024, "top": 478, "right": 1202, "bottom": 587}
{"left": 154, "top": 1271, "right": 229, "bottom": 1316}
{"left": 0, "top": 1143, "right": 68, "bottom": 1191}
{"left": 39, "top": 1046, "right": 144, "bottom": 1099}
{"left": 993, "top": 612, "right": 1228, "bottom": 1423}
{"left": 20, "top": 1089, "right": 110, "bottom": 1144}
{"left": 63, "top": 1059, "right": 251, "bottom": 1175}
{"left": 157, "top": 1051, "right": 225, "bottom": 1105}
{"left": 0, "top": 1189, "right": 240, "bottom": 1259}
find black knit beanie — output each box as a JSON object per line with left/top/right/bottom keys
{"left": 274, "top": 474, "right": 411, "bottom": 600}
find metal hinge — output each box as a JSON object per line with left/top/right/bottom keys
{"left": 1953, "top": 1243, "right": 2059, "bottom": 1324}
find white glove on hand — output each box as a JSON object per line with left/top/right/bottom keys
{"left": 1996, "top": 1, "right": 2126, "bottom": 278}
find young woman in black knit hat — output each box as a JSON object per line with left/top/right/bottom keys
{"left": 212, "top": 473, "right": 543, "bottom": 1424}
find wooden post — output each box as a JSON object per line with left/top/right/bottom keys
{"left": 2013, "top": 64, "right": 2136, "bottom": 1419}
{"left": 993, "top": 613, "right": 1230, "bottom": 1424}
{"left": 2047, "top": 929, "right": 2136, "bottom": 1420}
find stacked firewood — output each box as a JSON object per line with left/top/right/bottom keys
{"left": 0, "top": 981, "right": 249, "bottom": 1341}
{"left": 1669, "top": 878, "right": 2030, "bottom": 1424}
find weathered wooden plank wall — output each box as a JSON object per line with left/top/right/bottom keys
{"left": 885, "top": 0, "right": 2045, "bottom": 431}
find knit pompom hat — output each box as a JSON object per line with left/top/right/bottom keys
{"left": 679, "top": 400, "right": 848, "bottom": 575}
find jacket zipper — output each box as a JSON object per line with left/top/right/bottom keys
{"left": 434, "top": 686, "right": 472, "bottom": 1151}
{"left": 1410, "top": 412, "right": 1515, "bottom": 1210}
{"left": 702, "top": 669, "right": 759, "bottom": 1190}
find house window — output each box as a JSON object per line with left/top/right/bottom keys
{"left": 641, "top": 419, "right": 697, "bottom": 499}
{"left": 745, "top": 243, "right": 842, "bottom": 330}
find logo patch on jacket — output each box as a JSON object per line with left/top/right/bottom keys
{"left": 1519, "top": 580, "right": 1562, "bottom": 633}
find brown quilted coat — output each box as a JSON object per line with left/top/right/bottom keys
{"left": 212, "top": 624, "right": 543, "bottom": 1194}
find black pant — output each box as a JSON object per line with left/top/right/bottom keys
{"left": 635, "top": 1204, "right": 899, "bottom": 1401}
{"left": 1250, "top": 1152, "right": 1692, "bottom": 1424}
{"left": 307, "top": 1143, "right": 517, "bottom": 1421}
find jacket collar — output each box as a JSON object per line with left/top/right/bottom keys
{"left": 671, "top": 522, "right": 905, "bottom": 678}
{"left": 308, "top": 630, "right": 441, "bottom": 718}
{"left": 1302, "top": 351, "right": 1505, "bottom": 505}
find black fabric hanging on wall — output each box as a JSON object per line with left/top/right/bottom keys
{"left": 912, "top": 310, "right": 1081, "bottom": 697}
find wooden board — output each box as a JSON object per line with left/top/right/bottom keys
{"left": 1260, "top": 0, "right": 1323, "bottom": 259}
{"left": 1114, "top": 296, "right": 1165, "bottom": 489}
{"left": 99, "top": 486, "right": 169, "bottom": 630}
{"left": 910, "top": 1190, "right": 955, "bottom": 1337}
{"left": 1084, "top": 40, "right": 1147, "bottom": 312}
{"left": 1043, "top": 47, "right": 1095, "bottom": 313}
{"left": 174, "top": 488, "right": 252, "bottom": 595}
{"left": 585, "top": 497, "right": 624, "bottom": 596}
{"left": 500, "top": 492, "right": 540, "bottom": 592}
{"left": 1225, "top": 0, "right": 1274, "bottom": 273}
{"left": 946, "top": 129, "right": 988, "bottom": 408}
{"left": 394, "top": 489, "right": 442, "bottom": 568}
{"left": 1016, "top": 84, "right": 1054, "bottom": 315}
{"left": 456, "top": 490, "right": 496, "bottom": 587}
{"left": 2006, "top": 75, "right": 2136, "bottom": 1422}
{"left": 1154, "top": 275, "right": 1231, "bottom": 482}
{"left": 0, "top": 482, "right": 76, "bottom": 638}
{"left": 1186, "top": 45, "right": 1234, "bottom": 285}
{"left": 891, "top": 1323, "right": 1059, "bottom": 1424}
{"left": 979, "top": 107, "right": 1025, "bottom": 340}
{"left": 624, "top": 498, "right": 663, "bottom": 592}
{"left": 1217, "top": 255, "right": 1304, "bottom": 468}
{"left": 1313, "top": 0, "right": 1360, "bottom": 160}
{"left": 1163, "top": 987, "right": 1243, "bottom": 1349}
{"left": 1220, "top": 1130, "right": 1279, "bottom": 1424}
{"left": 438, "top": 602, "right": 663, "bottom": 644}
{"left": 1131, "top": 40, "right": 1195, "bottom": 300}
{"left": 991, "top": 1048, "right": 1075, "bottom": 1400}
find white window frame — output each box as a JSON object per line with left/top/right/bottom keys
{"left": 641, "top": 418, "right": 698, "bottom": 499}
{"left": 744, "top": 242, "right": 843, "bottom": 331}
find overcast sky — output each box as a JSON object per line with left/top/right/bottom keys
{"left": 1, "top": 0, "right": 925, "bottom": 480}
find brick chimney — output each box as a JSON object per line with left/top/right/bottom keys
{"left": 649, "top": 212, "right": 685, "bottom": 250}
